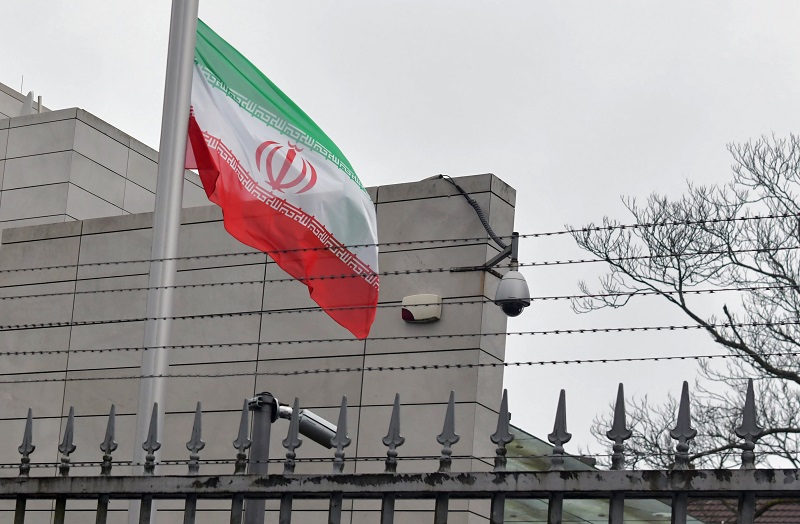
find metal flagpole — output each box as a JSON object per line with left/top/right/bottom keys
{"left": 129, "top": 1, "right": 199, "bottom": 522}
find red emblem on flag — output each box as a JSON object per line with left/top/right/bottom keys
{"left": 254, "top": 140, "right": 318, "bottom": 194}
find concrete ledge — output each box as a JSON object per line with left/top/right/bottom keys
{"left": 0, "top": 219, "right": 82, "bottom": 244}
{"left": 8, "top": 108, "right": 79, "bottom": 128}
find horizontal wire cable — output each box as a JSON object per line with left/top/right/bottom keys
{"left": 0, "top": 299, "right": 796, "bottom": 334}
{"left": 527, "top": 211, "right": 800, "bottom": 238}
{"left": 0, "top": 277, "right": 795, "bottom": 305}
{"left": 1, "top": 340, "right": 799, "bottom": 383}
{"left": 0, "top": 237, "right": 492, "bottom": 275}
{"left": 0, "top": 245, "right": 797, "bottom": 300}
{"left": 0, "top": 212, "right": 796, "bottom": 276}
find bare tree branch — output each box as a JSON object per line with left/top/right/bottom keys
{"left": 575, "top": 135, "right": 800, "bottom": 469}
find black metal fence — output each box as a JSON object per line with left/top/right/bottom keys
{"left": 4, "top": 380, "right": 797, "bottom": 524}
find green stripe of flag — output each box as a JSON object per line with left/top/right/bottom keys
{"left": 195, "top": 19, "right": 362, "bottom": 189}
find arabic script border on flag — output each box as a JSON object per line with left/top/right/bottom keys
{"left": 197, "top": 64, "right": 364, "bottom": 191}
{"left": 200, "top": 130, "right": 380, "bottom": 289}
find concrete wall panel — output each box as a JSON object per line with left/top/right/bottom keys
{"left": 0, "top": 183, "right": 69, "bottom": 221}
{"left": 0, "top": 128, "right": 9, "bottom": 159}
{"left": 70, "top": 152, "right": 126, "bottom": 207}
{"left": 121, "top": 181, "right": 155, "bottom": 215}
{"left": 66, "top": 184, "right": 123, "bottom": 221}
{"left": 2, "top": 150, "right": 73, "bottom": 189}
{"left": 73, "top": 120, "right": 129, "bottom": 176}
{"left": 6, "top": 118, "right": 76, "bottom": 158}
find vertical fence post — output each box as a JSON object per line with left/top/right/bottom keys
{"left": 328, "top": 397, "right": 351, "bottom": 524}
{"left": 244, "top": 393, "right": 277, "bottom": 524}
{"left": 54, "top": 407, "right": 76, "bottom": 524}
{"left": 139, "top": 404, "right": 161, "bottom": 524}
{"left": 279, "top": 398, "right": 302, "bottom": 524}
{"left": 230, "top": 400, "right": 252, "bottom": 524}
{"left": 606, "top": 384, "right": 631, "bottom": 524}
{"left": 15, "top": 408, "right": 34, "bottom": 524}
{"left": 96, "top": 405, "right": 117, "bottom": 524}
{"left": 668, "top": 382, "right": 696, "bottom": 524}
{"left": 434, "top": 392, "right": 459, "bottom": 524}
{"left": 735, "top": 379, "right": 762, "bottom": 524}
{"left": 546, "top": 391, "right": 570, "bottom": 524}
{"left": 183, "top": 402, "right": 205, "bottom": 524}
{"left": 489, "top": 390, "right": 513, "bottom": 524}
{"left": 380, "top": 394, "right": 404, "bottom": 524}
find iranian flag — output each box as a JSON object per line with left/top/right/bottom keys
{"left": 185, "top": 20, "right": 379, "bottom": 339}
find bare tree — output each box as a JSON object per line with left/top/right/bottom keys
{"left": 570, "top": 135, "right": 800, "bottom": 470}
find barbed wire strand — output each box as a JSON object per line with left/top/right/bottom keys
{"left": 0, "top": 280, "right": 795, "bottom": 307}
{"left": 0, "top": 342, "right": 798, "bottom": 383}
{"left": 1, "top": 211, "right": 797, "bottom": 276}
{"left": 0, "top": 246, "right": 797, "bottom": 302}
{"left": 0, "top": 300, "right": 797, "bottom": 333}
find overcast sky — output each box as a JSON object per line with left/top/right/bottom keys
{"left": 3, "top": 1, "right": 800, "bottom": 452}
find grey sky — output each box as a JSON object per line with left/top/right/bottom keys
{"left": 3, "top": 1, "right": 799, "bottom": 451}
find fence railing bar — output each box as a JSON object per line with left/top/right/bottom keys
{"left": 434, "top": 493, "right": 449, "bottom": 524}
{"left": 671, "top": 492, "right": 688, "bottom": 524}
{"left": 229, "top": 496, "right": 244, "bottom": 524}
{"left": 53, "top": 497, "right": 67, "bottom": 524}
{"left": 328, "top": 492, "right": 343, "bottom": 524}
{"left": 95, "top": 494, "right": 109, "bottom": 524}
{"left": 13, "top": 497, "right": 25, "bottom": 524}
{"left": 278, "top": 493, "right": 292, "bottom": 524}
{"left": 490, "top": 493, "right": 505, "bottom": 524}
{"left": 737, "top": 492, "right": 756, "bottom": 524}
{"left": 183, "top": 494, "right": 198, "bottom": 524}
{"left": 608, "top": 493, "right": 624, "bottom": 524}
{"left": 139, "top": 495, "right": 153, "bottom": 524}
{"left": 547, "top": 493, "right": 563, "bottom": 524}
{"left": 380, "top": 493, "right": 396, "bottom": 524}
{"left": 1, "top": 471, "right": 792, "bottom": 499}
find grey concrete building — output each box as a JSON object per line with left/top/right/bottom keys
{"left": 0, "top": 81, "right": 515, "bottom": 522}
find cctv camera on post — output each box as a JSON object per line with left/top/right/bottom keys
{"left": 494, "top": 270, "right": 530, "bottom": 317}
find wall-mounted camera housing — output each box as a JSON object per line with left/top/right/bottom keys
{"left": 494, "top": 270, "right": 530, "bottom": 317}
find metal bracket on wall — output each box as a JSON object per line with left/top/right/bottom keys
{"left": 451, "top": 232, "right": 519, "bottom": 279}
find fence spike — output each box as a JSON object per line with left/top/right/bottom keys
{"left": 99, "top": 404, "right": 117, "bottom": 476}
{"left": 232, "top": 399, "right": 251, "bottom": 474}
{"left": 186, "top": 402, "right": 205, "bottom": 475}
{"left": 606, "top": 383, "right": 632, "bottom": 470}
{"left": 382, "top": 393, "right": 406, "bottom": 473}
{"left": 282, "top": 397, "right": 302, "bottom": 474}
{"left": 58, "top": 407, "right": 76, "bottom": 477}
{"left": 331, "top": 396, "right": 351, "bottom": 473}
{"left": 735, "top": 379, "right": 763, "bottom": 469}
{"left": 669, "top": 381, "right": 697, "bottom": 470}
{"left": 437, "top": 391, "right": 460, "bottom": 472}
{"left": 18, "top": 408, "right": 34, "bottom": 477}
{"left": 142, "top": 403, "right": 161, "bottom": 475}
{"left": 547, "top": 390, "right": 571, "bottom": 471}
{"left": 490, "top": 389, "right": 514, "bottom": 472}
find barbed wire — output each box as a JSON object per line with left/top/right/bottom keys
{"left": 0, "top": 279, "right": 795, "bottom": 306}
{"left": 0, "top": 303, "right": 796, "bottom": 335}
{"left": 0, "top": 211, "right": 796, "bottom": 276}
{"left": 0, "top": 341, "right": 798, "bottom": 383}
{"left": 0, "top": 245, "right": 797, "bottom": 303}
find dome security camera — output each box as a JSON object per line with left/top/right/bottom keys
{"left": 494, "top": 270, "right": 530, "bottom": 317}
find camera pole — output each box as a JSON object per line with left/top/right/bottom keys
{"left": 244, "top": 392, "right": 278, "bottom": 524}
